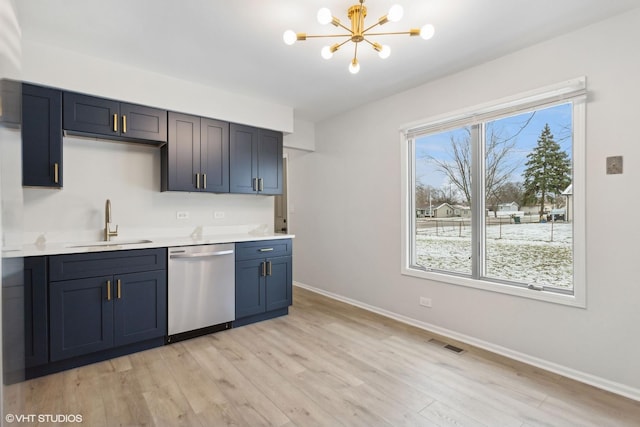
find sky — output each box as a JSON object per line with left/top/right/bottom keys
{"left": 414, "top": 103, "right": 572, "bottom": 192}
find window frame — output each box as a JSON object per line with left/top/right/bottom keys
{"left": 400, "top": 78, "right": 586, "bottom": 307}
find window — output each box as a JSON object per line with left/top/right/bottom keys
{"left": 401, "top": 79, "right": 586, "bottom": 306}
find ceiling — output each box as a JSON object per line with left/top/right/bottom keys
{"left": 16, "top": 0, "right": 640, "bottom": 123}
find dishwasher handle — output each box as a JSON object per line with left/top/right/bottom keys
{"left": 169, "top": 250, "right": 234, "bottom": 259}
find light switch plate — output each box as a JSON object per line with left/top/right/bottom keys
{"left": 606, "top": 156, "right": 623, "bottom": 174}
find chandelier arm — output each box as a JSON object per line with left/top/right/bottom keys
{"left": 363, "top": 30, "right": 415, "bottom": 36}
{"left": 334, "top": 21, "right": 354, "bottom": 33}
{"left": 362, "top": 38, "right": 377, "bottom": 47}
{"left": 336, "top": 38, "right": 352, "bottom": 49}
{"left": 362, "top": 21, "right": 383, "bottom": 34}
{"left": 303, "top": 34, "right": 353, "bottom": 39}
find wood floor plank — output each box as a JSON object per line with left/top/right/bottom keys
{"left": 419, "top": 400, "right": 490, "bottom": 427}
{"left": 4, "top": 286, "right": 640, "bottom": 427}
{"left": 188, "top": 338, "right": 292, "bottom": 426}
{"left": 213, "top": 329, "right": 348, "bottom": 427}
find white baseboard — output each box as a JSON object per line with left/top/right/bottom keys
{"left": 293, "top": 281, "right": 640, "bottom": 402}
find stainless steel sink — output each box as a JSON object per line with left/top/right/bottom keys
{"left": 64, "top": 239, "right": 153, "bottom": 248}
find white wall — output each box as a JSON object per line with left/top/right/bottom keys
{"left": 21, "top": 136, "right": 275, "bottom": 244}
{"left": 289, "top": 8, "right": 640, "bottom": 398}
{"left": 21, "top": 41, "right": 293, "bottom": 134}
{"left": 284, "top": 115, "right": 315, "bottom": 152}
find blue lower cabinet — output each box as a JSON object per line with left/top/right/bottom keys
{"left": 113, "top": 271, "right": 166, "bottom": 347}
{"left": 24, "top": 257, "right": 48, "bottom": 369}
{"left": 234, "top": 239, "right": 293, "bottom": 327}
{"left": 49, "top": 270, "right": 167, "bottom": 362}
{"left": 235, "top": 259, "right": 267, "bottom": 319}
{"left": 2, "top": 257, "right": 49, "bottom": 384}
{"left": 46, "top": 249, "right": 167, "bottom": 372}
{"left": 265, "top": 256, "right": 292, "bottom": 312}
{"left": 49, "top": 276, "right": 114, "bottom": 361}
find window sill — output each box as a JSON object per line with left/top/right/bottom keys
{"left": 402, "top": 266, "right": 586, "bottom": 308}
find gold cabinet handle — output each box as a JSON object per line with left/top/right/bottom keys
{"left": 261, "top": 261, "right": 266, "bottom": 277}
{"left": 258, "top": 178, "right": 264, "bottom": 192}
{"left": 113, "top": 113, "right": 118, "bottom": 132}
{"left": 107, "top": 280, "right": 112, "bottom": 301}
{"left": 117, "top": 279, "right": 122, "bottom": 299}
{"left": 122, "top": 115, "right": 127, "bottom": 133}
{"left": 267, "top": 261, "right": 272, "bottom": 276}
{"left": 203, "top": 173, "right": 207, "bottom": 189}
{"left": 195, "top": 173, "right": 200, "bottom": 189}
{"left": 53, "top": 163, "right": 59, "bottom": 184}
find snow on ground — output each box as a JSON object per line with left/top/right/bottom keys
{"left": 415, "top": 222, "right": 573, "bottom": 288}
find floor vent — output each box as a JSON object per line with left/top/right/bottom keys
{"left": 428, "top": 338, "right": 466, "bottom": 354}
{"left": 444, "top": 344, "right": 465, "bottom": 354}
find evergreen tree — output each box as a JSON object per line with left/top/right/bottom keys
{"left": 523, "top": 124, "right": 571, "bottom": 219}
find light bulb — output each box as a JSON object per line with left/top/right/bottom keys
{"left": 321, "top": 46, "right": 333, "bottom": 60}
{"left": 388, "top": 4, "right": 403, "bottom": 22}
{"left": 420, "top": 24, "right": 435, "bottom": 40}
{"left": 349, "top": 59, "right": 360, "bottom": 74}
{"left": 378, "top": 45, "right": 391, "bottom": 59}
{"left": 283, "top": 30, "right": 297, "bottom": 45}
{"left": 317, "top": 8, "right": 332, "bottom": 25}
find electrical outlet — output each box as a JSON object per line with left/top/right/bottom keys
{"left": 176, "top": 211, "right": 189, "bottom": 220}
{"left": 214, "top": 211, "right": 225, "bottom": 219}
{"left": 419, "top": 297, "right": 432, "bottom": 308}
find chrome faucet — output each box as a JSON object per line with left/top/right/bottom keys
{"left": 104, "top": 199, "right": 119, "bottom": 241}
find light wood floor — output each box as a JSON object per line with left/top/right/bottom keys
{"left": 4, "top": 286, "right": 640, "bottom": 426}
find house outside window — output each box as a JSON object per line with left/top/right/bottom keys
{"left": 401, "top": 79, "right": 586, "bottom": 306}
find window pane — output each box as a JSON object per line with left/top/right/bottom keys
{"left": 483, "top": 104, "right": 573, "bottom": 290}
{"left": 413, "top": 127, "right": 472, "bottom": 275}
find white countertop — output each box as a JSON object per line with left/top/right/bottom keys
{"left": 2, "top": 232, "right": 294, "bottom": 258}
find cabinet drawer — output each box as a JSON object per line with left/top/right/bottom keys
{"left": 50, "top": 248, "right": 166, "bottom": 281}
{"left": 235, "top": 239, "right": 292, "bottom": 261}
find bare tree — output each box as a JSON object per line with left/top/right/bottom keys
{"left": 426, "top": 118, "right": 531, "bottom": 206}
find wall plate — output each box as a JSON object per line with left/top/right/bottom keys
{"left": 606, "top": 156, "right": 623, "bottom": 174}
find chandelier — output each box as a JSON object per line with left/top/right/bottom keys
{"left": 283, "top": 0, "right": 435, "bottom": 74}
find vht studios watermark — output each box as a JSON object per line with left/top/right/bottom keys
{"left": 5, "top": 413, "right": 83, "bottom": 423}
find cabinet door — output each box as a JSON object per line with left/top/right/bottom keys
{"left": 63, "top": 92, "right": 119, "bottom": 136}
{"left": 265, "top": 256, "right": 292, "bottom": 311}
{"left": 114, "top": 271, "right": 167, "bottom": 346}
{"left": 200, "top": 117, "right": 230, "bottom": 193}
{"left": 120, "top": 103, "right": 167, "bottom": 143}
{"left": 229, "top": 123, "right": 258, "bottom": 194}
{"left": 49, "top": 276, "right": 114, "bottom": 361}
{"left": 257, "top": 129, "right": 283, "bottom": 195}
{"left": 22, "top": 84, "right": 63, "bottom": 187}
{"left": 235, "top": 259, "right": 265, "bottom": 319}
{"left": 2, "top": 258, "right": 26, "bottom": 381}
{"left": 24, "top": 257, "right": 48, "bottom": 368}
{"left": 164, "top": 112, "right": 200, "bottom": 191}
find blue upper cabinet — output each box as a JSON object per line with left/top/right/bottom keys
{"left": 161, "top": 112, "right": 230, "bottom": 193}
{"left": 22, "top": 83, "right": 63, "bottom": 188}
{"left": 200, "top": 117, "right": 230, "bottom": 193}
{"left": 63, "top": 92, "right": 167, "bottom": 144}
{"left": 229, "top": 124, "right": 283, "bottom": 195}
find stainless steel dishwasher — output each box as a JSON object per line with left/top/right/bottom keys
{"left": 167, "top": 243, "right": 235, "bottom": 342}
